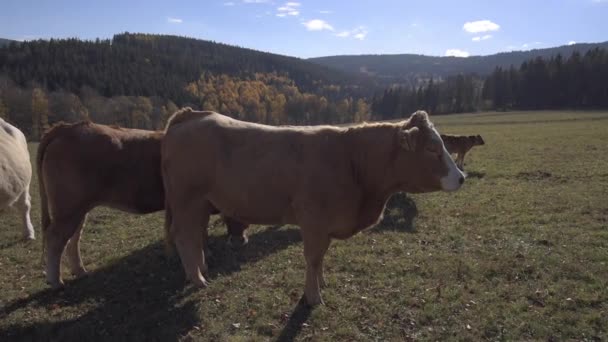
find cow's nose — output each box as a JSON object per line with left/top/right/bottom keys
{"left": 458, "top": 176, "right": 465, "bottom": 185}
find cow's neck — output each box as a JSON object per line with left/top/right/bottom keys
{"left": 347, "top": 124, "right": 401, "bottom": 231}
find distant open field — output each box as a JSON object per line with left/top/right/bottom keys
{"left": 1, "top": 110, "right": 607, "bottom": 341}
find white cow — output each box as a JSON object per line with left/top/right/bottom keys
{"left": 0, "top": 118, "right": 35, "bottom": 239}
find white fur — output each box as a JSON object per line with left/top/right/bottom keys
{"left": 431, "top": 126, "right": 465, "bottom": 192}
{"left": 0, "top": 119, "right": 34, "bottom": 239}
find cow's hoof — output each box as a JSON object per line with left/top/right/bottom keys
{"left": 71, "top": 268, "right": 88, "bottom": 278}
{"left": 23, "top": 234, "right": 35, "bottom": 241}
{"left": 227, "top": 235, "right": 248, "bottom": 248}
{"left": 190, "top": 276, "right": 210, "bottom": 288}
{"left": 46, "top": 280, "right": 65, "bottom": 290}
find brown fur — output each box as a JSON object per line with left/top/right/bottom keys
{"left": 38, "top": 121, "right": 247, "bottom": 288}
{"left": 161, "top": 109, "right": 463, "bottom": 305}
{"left": 440, "top": 134, "right": 485, "bottom": 170}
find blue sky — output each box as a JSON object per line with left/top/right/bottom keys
{"left": 1, "top": 0, "right": 607, "bottom": 58}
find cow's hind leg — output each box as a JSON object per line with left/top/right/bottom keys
{"left": 172, "top": 201, "right": 211, "bottom": 287}
{"left": 45, "top": 213, "right": 85, "bottom": 288}
{"left": 65, "top": 213, "right": 88, "bottom": 278}
{"left": 16, "top": 191, "right": 35, "bottom": 240}
{"left": 301, "top": 228, "right": 331, "bottom": 306}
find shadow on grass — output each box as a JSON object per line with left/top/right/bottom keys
{"left": 0, "top": 226, "right": 303, "bottom": 341}
{"left": 276, "top": 298, "right": 313, "bottom": 342}
{"left": 0, "top": 196, "right": 418, "bottom": 341}
{"left": 206, "top": 225, "right": 301, "bottom": 278}
{"left": 0, "top": 237, "right": 36, "bottom": 250}
{"left": 0, "top": 242, "right": 197, "bottom": 341}
{"left": 371, "top": 192, "right": 418, "bottom": 233}
{"left": 466, "top": 170, "right": 486, "bottom": 179}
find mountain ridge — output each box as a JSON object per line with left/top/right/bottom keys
{"left": 308, "top": 41, "right": 608, "bottom": 86}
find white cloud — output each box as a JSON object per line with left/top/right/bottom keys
{"left": 243, "top": 0, "right": 270, "bottom": 3}
{"left": 568, "top": 40, "right": 576, "bottom": 45}
{"left": 354, "top": 32, "right": 367, "bottom": 40}
{"left": 335, "top": 26, "right": 368, "bottom": 40}
{"left": 224, "top": 2, "right": 235, "bottom": 5}
{"left": 276, "top": 2, "right": 300, "bottom": 17}
{"left": 472, "top": 34, "right": 492, "bottom": 42}
{"left": 303, "top": 19, "right": 334, "bottom": 31}
{"left": 521, "top": 41, "right": 542, "bottom": 49}
{"left": 167, "top": 17, "right": 183, "bottom": 24}
{"left": 463, "top": 20, "right": 500, "bottom": 33}
{"left": 445, "top": 49, "right": 470, "bottom": 58}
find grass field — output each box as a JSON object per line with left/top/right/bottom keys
{"left": 1, "top": 110, "right": 607, "bottom": 341}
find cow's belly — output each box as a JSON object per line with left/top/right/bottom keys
{"left": 208, "top": 190, "right": 295, "bottom": 225}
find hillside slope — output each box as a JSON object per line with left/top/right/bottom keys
{"left": 0, "top": 33, "right": 373, "bottom": 104}
{"left": 309, "top": 41, "right": 608, "bottom": 86}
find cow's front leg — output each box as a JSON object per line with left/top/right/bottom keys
{"left": 301, "top": 228, "right": 330, "bottom": 306}
{"left": 318, "top": 262, "right": 327, "bottom": 288}
{"left": 456, "top": 154, "right": 464, "bottom": 171}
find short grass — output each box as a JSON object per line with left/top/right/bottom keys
{"left": 1, "top": 110, "right": 607, "bottom": 341}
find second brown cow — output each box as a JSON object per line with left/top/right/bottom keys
{"left": 38, "top": 121, "right": 247, "bottom": 288}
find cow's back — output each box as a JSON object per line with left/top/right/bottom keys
{"left": 41, "top": 122, "right": 164, "bottom": 215}
{"left": 0, "top": 119, "right": 31, "bottom": 207}
{"left": 163, "top": 112, "right": 355, "bottom": 225}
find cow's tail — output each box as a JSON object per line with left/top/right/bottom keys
{"left": 161, "top": 145, "right": 175, "bottom": 256}
{"left": 164, "top": 107, "right": 214, "bottom": 132}
{"left": 37, "top": 127, "right": 55, "bottom": 267}
{"left": 162, "top": 107, "right": 214, "bottom": 255}
{"left": 163, "top": 196, "right": 174, "bottom": 256}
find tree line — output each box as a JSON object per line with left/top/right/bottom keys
{"left": 0, "top": 72, "right": 369, "bottom": 139}
{"left": 0, "top": 33, "right": 371, "bottom": 105}
{"left": 482, "top": 48, "right": 608, "bottom": 109}
{"left": 1, "top": 33, "right": 607, "bottom": 140}
{"left": 371, "top": 48, "right": 608, "bottom": 119}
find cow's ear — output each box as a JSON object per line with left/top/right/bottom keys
{"left": 399, "top": 126, "right": 419, "bottom": 151}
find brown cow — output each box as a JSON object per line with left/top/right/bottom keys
{"left": 440, "top": 134, "right": 485, "bottom": 170}
{"left": 161, "top": 108, "right": 465, "bottom": 305}
{"left": 38, "top": 121, "right": 247, "bottom": 288}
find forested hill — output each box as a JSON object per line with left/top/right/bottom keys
{"left": 0, "top": 38, "right": 15, "bottom": 48}
{"left": 308, "top": 41, "right": 608, "bottom": 86}
{"left": 0, "top": 33, "right": 371, "bottom": 104}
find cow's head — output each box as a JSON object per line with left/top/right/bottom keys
{"left": 475, "top": 134, "right": 485, "bottom": 146}
{"left": 396, "top": 110, "right": 465, "bottom": 193}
